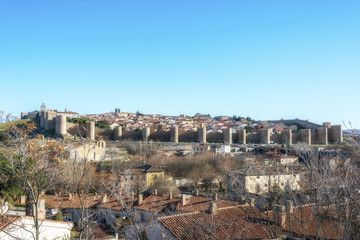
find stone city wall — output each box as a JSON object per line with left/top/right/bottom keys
{"left": 38, "top": 112, "right": 343, "bottom": 145}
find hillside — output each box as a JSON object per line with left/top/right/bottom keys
{"left": 0, "top": 119, "right": 34, "bottom": 132}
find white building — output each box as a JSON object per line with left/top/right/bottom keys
{"left": 57, "top": 111, "right": 79, "bottom": 118}
{"left": 227, "top": 165, "right": 306, "bottom": 196}
{"left": 215, "top": 144, "right": 231, "bottom": 154}
{"left": 0, "top": 215, "right": 73, "bottom": 240}
{"left": 192, "top": 145, "right": 210, "bottom": 154}
{"left": 67, "top": 141, "right": 107, "bottom": 162}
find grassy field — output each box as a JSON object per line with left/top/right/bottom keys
{"left": 0, "top": 119, "right": 33, "bottom": 132}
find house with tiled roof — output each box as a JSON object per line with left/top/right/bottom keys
{"left": 134, "top": 192, "right": 239, "bottom": 216}
{"left": 41, "top": 193, "right": 136, "bottom": 226}
{"left": 227, "top": 165, "right": 307, "bottom": 196}
{"left": 158, "top": 202, "right": 344, "bottom": 240}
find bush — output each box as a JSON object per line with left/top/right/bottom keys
{"left": 52, "top": 210, "right": 64, "bottom": 221}
{"left": 0, "top": 132, "right": 9, "bottom": 142}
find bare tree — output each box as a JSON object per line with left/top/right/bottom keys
{"left": 0, "top": 121, "right": 64, "bottom": 240}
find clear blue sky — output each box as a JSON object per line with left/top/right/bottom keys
{"left": 0, "top": 1, "right": 359, "bottom": 127}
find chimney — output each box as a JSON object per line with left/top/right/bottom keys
{"left": 154, "top": 189, "right": 158, "bottom": 196}
{"left": 286, "top": 200, "right": 294, "bottom": 215}
{"left": 274, "top": 205, "right": 286, "bottom": 227}
{"left": 102, "top": 194, "right": 108, "bottom": 204}
{"left": 138, "top": 194, "right": 143, "bottom": 205}
{"left": 195, "top": 189, "right": 199, "bottom": 196}
{"left": 28, "top": 199, "right": 46, "bottom": 220}
{"left": 38, "top": 199, "right": 46, "bottom": 220}
{"left": 20, "top": 196, "right": 27, "bottom": 205}
{"left": 209, "top": 202, "right": 217, "bottom": 215}
{"left": 214, "top": 193, "right": 218, "bottom": 201}
{"left": 181, "top": 194, "right": 187, "bottom": 207}
{"left": 68, "top": 193, "right": 72, "bottom": 200}
{"left": 169, "top": 192, "right": 173, "bottom": 200}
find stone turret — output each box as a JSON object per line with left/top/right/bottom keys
{"left": 317, "top": 127, "right": 328, "bottom": 145}
{"left": 197, "top": 125, "right": 207, "bottom": 143}
{"left": 45, "top": 111, "right": 57, "bottom": 131}
{"left": 170, "top": 126, "right": 179, "bottom": 143}
{"left": 142, "top": 127, "right": 150, "bottom": 142}
{"left": 223, "top": 127, "right": 232, "bottom": 144}
{"left": 55, "top": 115, "right": 67, "bottom": 135}
{"left": 86, "top": 121, "right": 95, "bottom": 140}
{"left": 114, "top": 126, "right": 122, "bottom": 140}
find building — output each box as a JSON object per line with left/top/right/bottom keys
{"left": 158, "top": 203, "right": 343, "bottom": 240}
{"left": 215, "top": 144, "right": 231, "bottom": 154}
{"left": 227, "top": 165, "right": 306, "bottom": 196}
{"left": 129, "top": 165, "right": 165, "bottom": 187}
{"left": 66, "top": 141, "right": 107, "bottom": 162}
{"left": 192, "top": 145, "right": 210, "bottom": 154}
{"left": 57, "top": 111, "right": 80, "bottom": 118}
{"left": 0, "top": 215, "right": 73, "bottom": 240}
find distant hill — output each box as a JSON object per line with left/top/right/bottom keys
{"left": 343, "top": 129, "right": 360, "bottom": 136}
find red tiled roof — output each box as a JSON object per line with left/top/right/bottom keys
{"left": 281, "top": 205, "right": 343, "bottom": 239}
{"left": 159, "top": 204, "right": 343, "bottom": 240}
{"left": 159, "top": 205, "right": 277, "bottom": 240}
{"left": 0, "top": 215, "right": 21, "bottom": 231}
{"left": 135, "top": 195, "right": 180, "bottom": 214}
{"left": 57, "top": 111, "right": 79, "bottom": 114}
{"left": 41, "top": 194, "right": 102, "bottom": 209}
{"left": 98, "top": 196, "right": 137, "bottom": 211}
{"left": 134, "top": 195, "right": 239, "bottom": 215}
{"left": 177, "top": 196, "right": 239, "bottom": 212}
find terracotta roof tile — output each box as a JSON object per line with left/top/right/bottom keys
{"left": 177, "top": 196, "right": 239, "bottom": 212}
{"left": 134, "top": 195, "right": 180, "bottom": 214}
{"left": 41, "top": 194, "right": 102, "bottom": 209}
{"left": 0, "top": 215, "right": 21, "bottom": 231}
{"left": 159, "top": 204, "right": 343, "bottom": 240}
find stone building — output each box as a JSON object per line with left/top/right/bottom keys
{"left": 227, "top": 165, "right": 306, "bottom": 196}
{"left": 66, "top": 140, "right": 107, "bottom": 162}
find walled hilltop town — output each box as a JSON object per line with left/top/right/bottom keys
{"left": 0, "top": 103, "right": 359, "bottom": 240}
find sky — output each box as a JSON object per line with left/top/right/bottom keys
{"left": 0, "top": 1, "right": 359, "bottom": 127}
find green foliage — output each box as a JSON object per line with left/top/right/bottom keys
{"left": 136, "top": 111, "right": 144, "bottom": 117}
{"left": 67, "top": 117, "right": 110, "bottom": 129}
{"left": 244, "top": 126, "right": 252, "bottom": 133}
{"left": 0, "top": 153, "right": 26, "bottom": 203}
{"left": 95, "top": 120, "right": 110, "bottom": 129}
{"left": 52, "top": 210, "right": 64, "bottom": 221}
{"left": 67, "top": 117, "right": 89, "bottom": 125}
{"left": 0, "top": 132, "right": 9, "bottom": 142}
{"left": 232, "top": 115, "right": 244, "bottom": 121}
